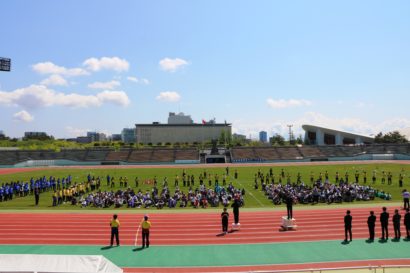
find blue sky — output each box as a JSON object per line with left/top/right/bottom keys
{"left": 1, "top": 0, "right": 410, "bottom": 139}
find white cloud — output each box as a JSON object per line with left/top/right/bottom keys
{"left": 32, "top": 62, "right": 88, "bottom": 77}
{"left": 141, "top": 78, "right": 150, "bottom": 85}
{"left": 83, "top": 57, "right": 129, "bottom": 72}
{"left": 97, "top": 90, "right": 130, "bottom": 106}
{"left": 156, "top": 91, "right": 181, "bottom": 102}
{"left": 88, "top": 80, "right": 120, "bottom": 90}
{"left": 65, "top": 126, "right": 89, "bottom": 137}
{"left": 159, "top": 57, "right": 188, "bottom": 72}
{"left": 40, "top": 74, "right": 68, "bottom": 86}
{"left": 399, "top": 128, "right": 410, "bottom": 140}
{"left": 127, "top": 76, "right": 149, "bottom": 84}
{"left": 127, "top": 76, "right": 138, "bottom": 83}
{"left": 13, "top": 110, "right": 34, "bottom": 122}
{"left": 267, "top": 98, "right": 312, "bottom": 109}
{"left": 0, "top": 84, "right": 130, "bottom": 109}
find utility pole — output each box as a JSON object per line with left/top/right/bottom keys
{"left": 287, "top": 124, "right": 293, "bottom": 145}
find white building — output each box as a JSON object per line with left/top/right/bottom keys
{"left": 135, "top": 113, "right": 230, "bottom": 144}
{"left": 302, "top": 124, "right": 374, "bottom": 145}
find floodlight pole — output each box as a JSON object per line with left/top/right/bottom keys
{"left": 287, "top": 124, "right": 293, "bottom": 144}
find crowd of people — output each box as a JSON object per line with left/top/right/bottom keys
{"left": 78, "top": 182, "right": 245, "bottom": 209}
{"left": 252, "top": 168, "right": 392, "bottom": 205}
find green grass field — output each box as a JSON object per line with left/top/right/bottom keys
{"left": 0, "top": 163, "right": 409, "bottom": 210}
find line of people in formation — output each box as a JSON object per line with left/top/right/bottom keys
{"left": 0, "top": 175, "right": 73, "bottom": 202}
{"left": 252, "top": 168, "right": 406, "bottom": 187}
{"left": 344, "top": 206, "right": 410, "bottom": 242}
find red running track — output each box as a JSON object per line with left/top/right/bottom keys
{"left": 0, "top": 206, "right": 406, "bottom": 246}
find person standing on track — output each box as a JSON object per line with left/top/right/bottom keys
{"left": 110, "top": 214, "right": 120, "bottom": 247}
{"left": 402, "top": 189, "right": 410, "bottom": 210}
{"left": 231, "top": 198, "right": 240, "bottom": 225}
{"left": 221, "top": 207, "right": 229, "bottom": 234}
{"left": 380, "top": 207, "right": 389, "bottom": 240}
{"left": 393, "top": 209, "right": 401, "bottom": 240}
{"left": 286, "top": 193, "right": 293, "bottom": 219}
{"left": 141, "top": 215, "right": 152, "bottom": 248}
{"left": 367, "top": 211, "right": 376, "bottom": 241}
{"left": 344, "top": 210, "right": 352, "bottom": 242}
{"left": 404, "top": 208, "right": 410, "bottom": 239}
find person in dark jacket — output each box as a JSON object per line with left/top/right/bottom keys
{"left": 344, "top": 210, "right": 352, "bottom": 242}
{"left": 34, "top": 187, "right": 40, "bottom": 206}
{"left": 367, "top": 211, "right": 376, "bottom": 241}
{"left": 380, "top": 207, "right": 389, "bottom": 240}
{"left": 221, "top": 207, "right": 229, "bottom": 234}
{"left": 231, "top": 199, "right": 240, "bottom": 224}
{"left": 286, "top": 194, "right": 294, "bottom": 219}
{"left": 393, "top": 209, "right": 401, "bottom": 240}
{"left": 404, "top": 208, "right": 410, "bottom": 239}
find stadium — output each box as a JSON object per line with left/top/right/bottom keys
{"left": 2, "top": 2, "right": 410, "bottom": 273}
{"left": 1, "top": 112, "right": 410, "bottom": 273}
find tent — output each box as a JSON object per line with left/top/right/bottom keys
{"left": 0, "top": 254, "right": 123, "bottom": 273}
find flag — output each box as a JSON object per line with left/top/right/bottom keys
{"left": 202, "top": 119, "right": 206, "bottom": 124}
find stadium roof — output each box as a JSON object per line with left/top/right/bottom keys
{"left": 302, "top": 124, "right": 374, "bottom": 141}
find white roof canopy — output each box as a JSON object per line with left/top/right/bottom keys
{"left": 0, "top": 254, "right": 123, "bottom": 273}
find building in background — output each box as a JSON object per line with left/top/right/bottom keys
{"left": 136, "top": 113, "right": 231, "bottom": 144}
{"left": 111, "top": 134, "right": 122, "bottom": 141}
{"left": 121, "top": 128, "right": 136, "bottom": 143}
{"left": 167, "top": 112, "right": 193, "bottom": 124}
{"left": 86, "top": 132, "right": 107, "bottom": 142}
{"left": 75, "top": 136, "right": 92, "bottom": 144}
{"left": 259, "top": 131, "right": 268, "bottom": 143}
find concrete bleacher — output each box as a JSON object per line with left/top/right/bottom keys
{"left": 83, "top": 149, "right": 111, "bottom": 161}
{"left": 231, "top": 147, "right": 257, "bottom": 161}
{"left": 152, "top": 149, "right": 175, "bottom": 162}
{"left": 298, "top": 146, "right": 326, "bottom": 158}
{"left": 60, "top": 149, "right": 87, "bottom": 161}
{"left": 363, "top": 145, "right": 386, "bottom": 154}
{"left": 253, "top": 147, "right": 281, "bottom": 160}
{"left": 317, "top": 146, "right": 348, "bottom": 157}
{"left": 341, "top": 145, "right": 364, "bottom": 156}
{"left": 16, "top": 150, "right": 60, "bottom": 162}
{"left": 175, "top": 148, "right": 199, "bottom": 160}
{"left": 1, "top": 144, "right": 409, "bottom": 166}
{"left": 383, "top": 144, "right": 409, "bottom": 154}
{"left": 276, "top": 147, "right": 303, "bottom": 160}
{"left": 0, "top": 151, "right": 18, "bottom": 165}
{"left": 105, "top": 150, "right": 131, "bottom": 162}
{"left": 128, "top": 149, "right": 154, "bottom": 163}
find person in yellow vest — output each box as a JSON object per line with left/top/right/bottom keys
{"left": 110, "top": 214, "right": 120, "bottom": 247}
{"left": 63, "top": 188, "right": 67, "bottom": 203}
{"left": 141, "top": 215, "right": 152, "bottom": 248}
